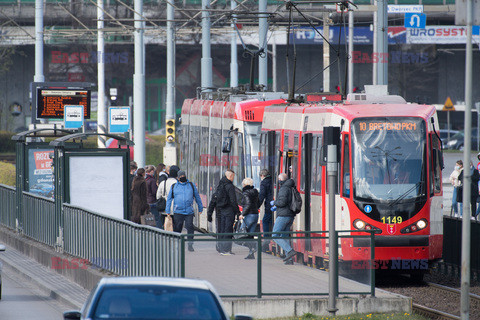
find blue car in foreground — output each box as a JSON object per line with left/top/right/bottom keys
{"left": 64, "top": 277, "right": 253, "bottom": 320}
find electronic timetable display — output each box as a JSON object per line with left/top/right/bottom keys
{"left": 36, "top": 89, "right": 91, "bottom": 119}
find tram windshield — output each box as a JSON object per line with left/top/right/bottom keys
{"left": 351, "top": 118, "right": 427, "bottom": 203}
{"left": 244, "top": 122, "right": 263, "bottom": 189}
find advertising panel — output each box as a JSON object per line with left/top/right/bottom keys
{"left": 28, "top": 149, "right": 54, "bottom": 198}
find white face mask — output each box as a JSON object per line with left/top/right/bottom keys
{"left": 455, "top": 165, "right": 460, "bottom": 170}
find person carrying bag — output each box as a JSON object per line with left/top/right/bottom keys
{"left": 156, "top": 165, "right": 180, "bottom": 230}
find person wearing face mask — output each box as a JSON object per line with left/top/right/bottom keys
{"left": 457, "top": 161, "right": 480, "bottom": 219}
{"left": 165, "top": 170, "right": 203, "bottom": 251}
{"left": 449, "top": 160, "right": 463, "bottom": 217}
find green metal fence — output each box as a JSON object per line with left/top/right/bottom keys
{"left": 0, "top": 184, "right": 16, "bottom": 229}
{"left": 180, "top": 230, "right": 376, "bottom": 298}
{"left": 63, "top": 204, "right": 183, "bottom": 277}
{"left": 22, "top": 191, "right": 56, "bottom": 247}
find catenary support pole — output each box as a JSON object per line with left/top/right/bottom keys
{"left": 327, "top": 143, "right": 338, "bottom": 315}
{"left": 230, "top": 0, "right": 238, "bottom": 88}
{"left": 201, "top": 0, "right": 213, "bottom": 92}
{"left": 133, "top": 0, "right": 146, "bottom": 167}
{"left": 460, "top": 0, "right": 473, "bottom": 318}
{"left": 372, "top": 0, "right": 377, "bottom": 85}
{"left": 376, "top": 0, "right": 388, "bottom": 85}
{"left": 323, "top": 12, "right": 330, "bottom": 92}
{"left": 97, "top": 0, "right": 107, "bottom": 148}
{"left": 348, "top": 4, "right": 354, "bottom": 94}
{"left": 164, "top": 0, "right": 177, "bottom": 165}
{"left": 34, "top": 0, "right": 44, "bottom": 82}
{"left": 258, "top": 0, "right": 268, "bottom": 89}
{"left": 272, "top": 32, "right": 277, "bottom": 92}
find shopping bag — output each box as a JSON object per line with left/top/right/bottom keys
{"left": 140, "top": 213, "right": 156, "bottom": 227}
{"left": 233, "top": 220, "right": 250, "bottom": 246}
{"left": 164, "top": 215, "right": 174, "bottom": 232}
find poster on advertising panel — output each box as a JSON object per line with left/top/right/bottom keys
{"left": 28, "top": 149, "right": 54, "bottom": 198}
{"left": 406, "top": 25, "right": 480, "bottom": 44}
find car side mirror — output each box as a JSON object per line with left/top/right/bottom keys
{"left": 63, "top": 311, "right": 81, "bottom": 320}
{"left": 0, "top": 245, "right": 5, "bottom": 251}
{"left": 234, "top": 315, "right": 253, "bottom": 320}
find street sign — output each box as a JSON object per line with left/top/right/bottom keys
{"left": 442, "top": 97, "right": 455, "bottom": 111}
{"left": 64, "top": 105, "right": 84, "bottom": 129}
{"left": 404, "top": 13, "right": 426, "bottom": 29}
{"left": 388, "top": 5, "right": 423, "bottom": 13}
{"left": 109, "top": 106, "right": 130, "bottom": 133}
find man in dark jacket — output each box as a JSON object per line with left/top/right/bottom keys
{"left": 258, "top": 169, "right": 273, "bottom": 233}
{"left": 145, "top": 165, "right": 160, "bottom": 228}
{"left": 213, "top": 169, "right": 241, "bottom": 255}
{"left": 272, "top": 173, "right": 297, "bottom": 264}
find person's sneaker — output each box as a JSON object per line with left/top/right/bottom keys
{"left": 284, "top": 259, "right": 294, "bottom": 265}
{"left": 220, "top": 252, "right": 233, "bottom": 256}
{"left": 188, "top": 246, "right": 195, "bottom": 252}
{"left": 283, "top": 250, "right": 297, "bottom": 261}
{"left": 245, "top": 253, "right": 255, "bottom": 260}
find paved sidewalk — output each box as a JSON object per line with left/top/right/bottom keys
{"left": 0, "top": 243, "right": 90, "bottom": 310}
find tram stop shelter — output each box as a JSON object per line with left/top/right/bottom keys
{"left": 12, "top": 129, "right": 133, "bottom": 248}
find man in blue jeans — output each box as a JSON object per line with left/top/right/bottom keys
{"left": 166, "top": 170, "right": 203, "bottom": 252}
{"left": 271, "top": 173, "right": 297, "bottom": 265}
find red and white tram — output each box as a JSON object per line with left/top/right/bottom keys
{"left": 180, "top": 91, "right": 443, "bottom": 273}
{"left": 259, "top": 93, "right": 443, "bottom": 272}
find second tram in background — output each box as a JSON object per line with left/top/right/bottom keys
{"left": 180, "top": 88, "right": 443, "bottom": 278}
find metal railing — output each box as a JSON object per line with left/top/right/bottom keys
{"left": 180, "top": 230, "right": 376, "bottom": 298}
{"left": 62, "top": 204, "right": 183, "bottom": 277}
{"left": 22, "top": 191, "right": 56, "bottom": 246}
{"left": 0, "top": 184, "right": 16, "bottom": 229}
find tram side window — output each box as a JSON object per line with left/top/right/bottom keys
{"left": 431, "top": 134, "right": 442, "bottom": 194}
{"left": 315, "top": 135, "right": 322, "bottom": 192}
{"left": 342, "top": 135, "right": 350, "bottom": 198}
{"left": 311, "top": 136, "right": 318, "bottom": 192}
{"left": 301, "top": 136, "right": 305, "bottom": 191}
{"left": 292, "top": 134, "right": 299, "bottom": 185}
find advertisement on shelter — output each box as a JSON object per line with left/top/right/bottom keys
{"left": 28, "top": 149, "right": 54, "bottom": 198}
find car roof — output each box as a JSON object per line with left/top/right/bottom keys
{"left": 98, "top": 277, "right": 214, "bottom": 291}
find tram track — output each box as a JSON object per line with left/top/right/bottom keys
{"left": 378, "top": 275, "right": 480, "bottom": 319}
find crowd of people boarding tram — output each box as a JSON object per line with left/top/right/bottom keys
{"left": 129, "top": 162, "right": 299, "bottom": 264}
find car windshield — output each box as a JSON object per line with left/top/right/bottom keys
{"left": 351, "top": 117, "right": 427, "bottom": 202}
{"left": 92, "top": 285, "right": 227, "bottom": 320}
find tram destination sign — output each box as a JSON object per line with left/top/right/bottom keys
{"left": 357, "top": 120, "right": 419, "bottom": 132}
{"left": 36, "top": 88, "right": 91, "bottom": 119}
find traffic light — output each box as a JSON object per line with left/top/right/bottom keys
{"left": 166, "top": 119, "right": 175, "bottom": 143}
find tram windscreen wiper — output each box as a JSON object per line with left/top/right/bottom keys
{"left": 389, "top": 181, "right": 423, "bottom": 207}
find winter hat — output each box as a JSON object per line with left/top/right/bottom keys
{"left": 169, "top": 165, "right": 180, "bottom": 178}
{"left": 178, "top": 170, "right": 186, "bottom": 178}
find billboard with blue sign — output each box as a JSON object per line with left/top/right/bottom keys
{"left": 290, "top": 26, "right": 407, "bottom": 45}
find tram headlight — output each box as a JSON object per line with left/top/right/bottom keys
{"left": 354, "top": 219, "right": 366, "bottom": 230}
{"left": 416, "top": 219, "right": 428, "bottom": 230}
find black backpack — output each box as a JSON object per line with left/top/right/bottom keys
{"left": 289, "top": 187, "right": 302, "bottom": 214}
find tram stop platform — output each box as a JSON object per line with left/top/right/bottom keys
{"left": 0, "top": 226, "right": 411, "bottom": 318}
{"left": 184, "top": 241, "right": 411, "bottom": 317}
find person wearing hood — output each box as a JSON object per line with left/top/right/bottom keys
{"left": 239, "top": 177, "right": 260, "bottom": 259}
{"left": 166, "top": 170, "right": 203, "bottom": 251}
{"left": 271, "top": 173, "right": 297, "bottom": 264}
{"left": 212, "top": 169, "right": 241, "bottom": 255}
{"left": 156, "top": 165, "right": 180, "bottom": 229}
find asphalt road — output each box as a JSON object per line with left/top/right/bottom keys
{"left": 0, "top": 265, "right": 69, "bottom": 320}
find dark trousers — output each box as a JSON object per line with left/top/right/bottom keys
{"left": 215, "top": 210, "right": 222, "bottom": 252}
{"left": 150, "top": 204, "right": 163, "bottom": 229}
{"left": 173, "top": 213, "right": 195, "bottom": 246}
{"left": 262, "top": 211, "right": 273, "bottom": 233}
{"left": 218, "top": 208, "right": 236, "bottom": 253}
